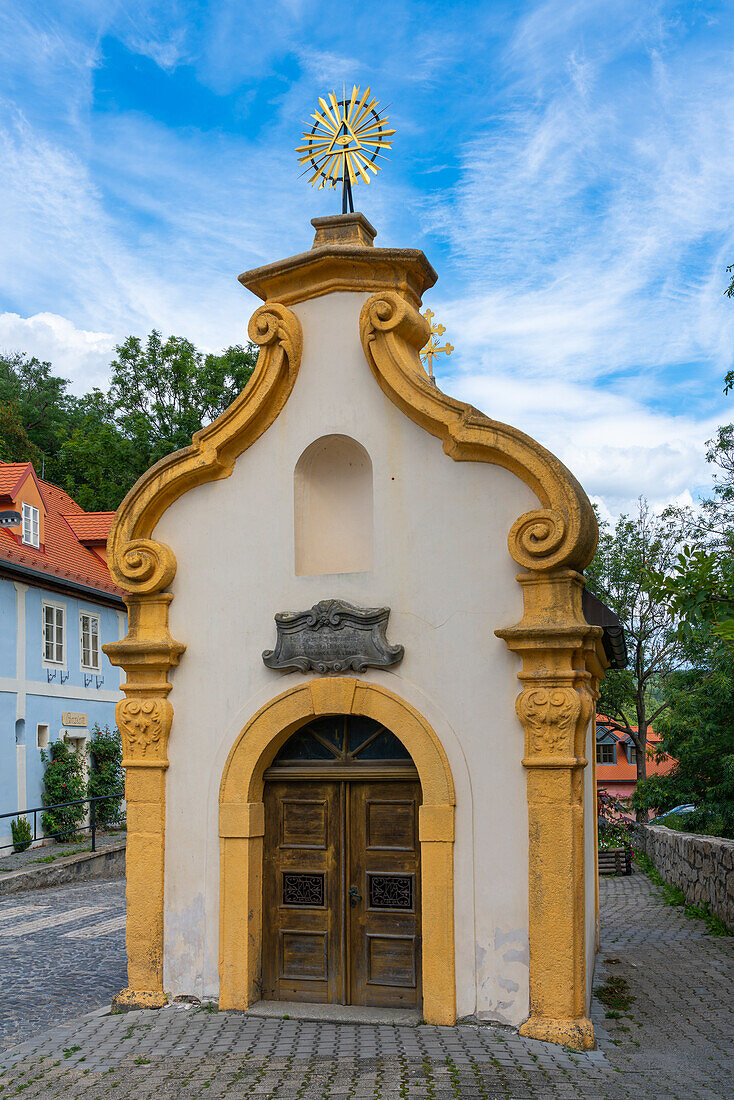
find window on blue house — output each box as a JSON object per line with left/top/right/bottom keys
{"left": 43, "top": 602, "right": 65, "bottom": 664}
{"left": 80, "top": 612, "right": 100, "bottom": 670}
{"left": 22, "top": 503, "right": 39, "bottom": 547}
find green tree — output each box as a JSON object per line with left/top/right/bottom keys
{"left": 653, "top": 427, "right": 734, "bottom": 647}
{"left": 633, "top": 643, "right": 734, "bottom": 839}
{"left": 0, "top": 352, "right": 77, "bottom": 481}
{"left": 585, "top": 499, "right": 691, "bottom": 817}
{"left": 108, "top": 332, "right": 256, "bottom": 465}
{"left": 60, "top": 333, "right": 257, "bottom": 509}
{"left": 0, "top": 401, "right": 40, "bottom": 464}
{"left": 59, "top": 391, "right": 137, "bottom": 512}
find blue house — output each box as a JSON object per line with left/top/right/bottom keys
{"left": 0, "top": 463, "right": 126, "bottom": 846}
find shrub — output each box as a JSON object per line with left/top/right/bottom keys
{"left": 11, "top": 816, "right": 32, "bottom": 852}
{"left": 87, "top": 725, "right": 124, "bottom": 826}
{"left": 41, "top": 739, "right": 86, "bottom": 841}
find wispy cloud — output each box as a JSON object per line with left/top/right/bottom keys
{"left": 0, "top": 0, "right": 732, "bottom": 517}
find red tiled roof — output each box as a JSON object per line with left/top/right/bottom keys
{"left": 63, "top": 512, "right": 115, "bottom": 543}
{"left": 0, "top": 462, "right": 124, "bottom": 598}
{"left": 596, "top": 718, "right": 675, "bottom": 781}
{"left": 0, "top": 463, "right": 32, "bottom": 499}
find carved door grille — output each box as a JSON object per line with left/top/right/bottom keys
{"left": 368, "top": 873, "right": 414, "bottom": 910}
{"left": 282, "top": 872, "right": 325, "bottom": 907}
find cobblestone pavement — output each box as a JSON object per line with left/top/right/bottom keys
{"left": 0, "top": 869, "right": 732, "bottom": 1098}
{"left": 0, "top": 878, "right": 127, "bottom": 1048}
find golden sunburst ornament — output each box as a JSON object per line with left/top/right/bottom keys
{"left": 297, "top": 85, "right": 395, "bottom": 213}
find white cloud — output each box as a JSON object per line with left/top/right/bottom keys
{"left": 444, "top": 368, "right": 718, "bottom": 518}
{"left": 0, "top": 312, "right": 115, "bottom": 392}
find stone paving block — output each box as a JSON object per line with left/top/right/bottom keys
{"left": 1, "top": 871, "right": 734, "bottom": 1097}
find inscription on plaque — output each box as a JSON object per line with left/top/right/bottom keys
{"left": 61, "top": 712, "right": 87, "bottom": 727}
{"left": 263, "top": 600, "right": 404, "bottom": 674}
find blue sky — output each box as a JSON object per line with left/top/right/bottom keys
{"left": 1, "top": 0, "right": 734, "bottom": 518}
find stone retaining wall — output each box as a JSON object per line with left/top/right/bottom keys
{"left": 0, "top": 841, "right": 125, "bottom": 897}
{"left": 632, "top": 823, "right": 733, "bottom": 931}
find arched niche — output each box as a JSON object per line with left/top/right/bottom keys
{"left": 294, "top": 434, "right": 373, "bottom": 576}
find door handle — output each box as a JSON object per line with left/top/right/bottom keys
{"left": 348, "top": 886, "right": 362, "bottom": 907}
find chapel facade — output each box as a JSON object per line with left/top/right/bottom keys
{"left": 104, "top": 213, "right": 615, "bottom": 1050}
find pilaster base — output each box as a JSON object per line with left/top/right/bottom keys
{"left": 519, "top": 1016, "right": 595, "bottom": 1051}
{"left": 111, "top": 988, "right": 168, "bottom": 1013}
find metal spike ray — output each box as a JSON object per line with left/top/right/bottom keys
{"left": 297, "top": 85, "right": 394, "bottom": 213}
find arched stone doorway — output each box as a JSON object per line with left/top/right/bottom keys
{"left": 262, "top": 715, "right": 422, "bottom": 1008}
{"left": 218, "top": 678, "right": 456, "bottom": 1025}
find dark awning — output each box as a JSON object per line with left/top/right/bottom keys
{"left": 582, "top": 589, "right": 628, "bottom": 669}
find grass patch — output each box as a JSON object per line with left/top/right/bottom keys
{"left": 31, "top": 846, "right": 90, "bottom": 865}
{"left": 594, "top": 975, "right": 635, "bottom": 1012}
{"left": 635, "top": 850, "right": 733, "bottom": 936}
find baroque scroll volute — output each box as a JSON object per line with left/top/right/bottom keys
{"left": 359, "top": 289, "right": 598, "bottom": 575}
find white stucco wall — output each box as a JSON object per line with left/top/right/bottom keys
{"left": 154, "top": 290, "right": 558, "bottom": 1026}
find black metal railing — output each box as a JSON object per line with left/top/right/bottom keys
{"left": 0, "top": 793, "right": 125, "bottom": 853}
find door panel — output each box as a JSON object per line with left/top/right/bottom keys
{"left": 348, "top": 781, "right": 422, "bottom": 1008}
{"left": 262, "top": 781, "right": 343, "bottom": 1002}
{"left": 262, "top": 773, "right": 422, "bottom": 1009}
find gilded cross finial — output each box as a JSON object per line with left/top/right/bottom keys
{"left": 420, "top": 309, "right": 454, "bottom": 383}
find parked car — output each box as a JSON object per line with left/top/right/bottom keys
{"left": 650, "top": 804, "right": 696, "bottom": 824}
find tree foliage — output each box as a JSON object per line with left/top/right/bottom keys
{"left": 651, "top": 427, "right": 734, "bottom": 648}
{"left": 87, "top": 725, "right": 124, "bottom": 826}
{"left": 40, "top": 740, "right": 87, "bottom": 841}
{"left": 0, "top": 334, "right": 257, "bottom": 510}
{"left": 585, "top": 499, "right": 691, "bottom": 814}
{"left": 633, "top": 644, "right": 734, "bottom": 839}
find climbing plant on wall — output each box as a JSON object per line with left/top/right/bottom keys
{"left": 40, "top": 740, "right": 86, "bottom": 841}
{"left": 87, "top": 725, "right": 124, "bottom": 826}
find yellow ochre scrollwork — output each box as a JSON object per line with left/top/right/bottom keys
{"left": 359, "top": 290, "right": 597, "bottom": 573}
{"left": 106, "top": 302, "right": 303, "bottom": 595}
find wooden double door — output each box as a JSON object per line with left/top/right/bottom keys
{"left": 261, "top": 717, "right": 422, "bottom": 1008}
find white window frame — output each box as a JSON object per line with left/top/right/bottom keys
{"left": 79, "top": 611, "right": 101, "bottom": 671}
{"left": 21, "top": 503, "right": 39, "bottom": 548}
{"left": 42, "top": 601, "right": 66, "bottom": 666}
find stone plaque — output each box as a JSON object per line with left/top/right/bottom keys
{"left": 61, "top": 712, "right": 87, "bottom": 727}
{"left": 263, "top": 600, "right": 404, "bottom": 674}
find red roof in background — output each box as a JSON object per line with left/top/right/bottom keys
{"left": 596, "top": 718, "right": 675, "bottom": 781}
{"left": 63, "top": 512, "right": 116, "bottom": 543}
{"left": 0, "top": 463, "right": 34, "bottom": 498}
{"left": 0, "top": 462, "right": 124, "bottom": 599}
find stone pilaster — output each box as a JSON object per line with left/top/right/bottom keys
{"left": 103, "top": 588, "right": 184, "bottom": 1010}
{"left": 497, "top": 569, "right": 600, "bottom": 1051}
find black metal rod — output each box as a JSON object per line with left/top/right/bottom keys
{"left": 341, "top": 171, "right": 354, "bottom": 214}
{"left": 0, "top": 792, "right": 125, "bottom": 851}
